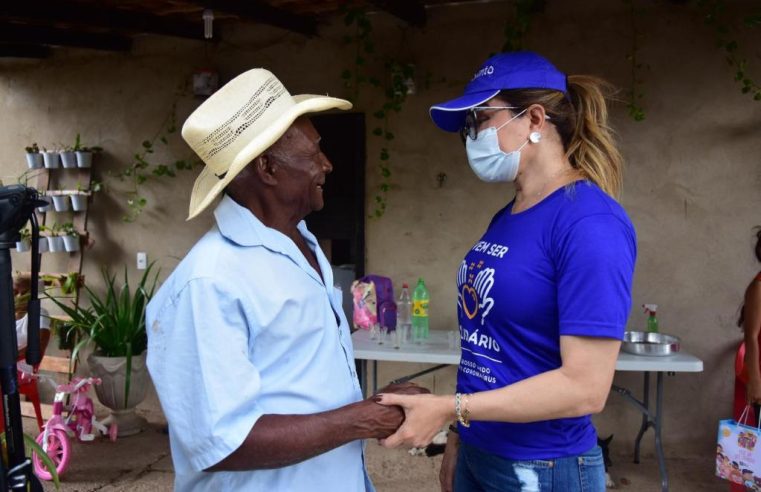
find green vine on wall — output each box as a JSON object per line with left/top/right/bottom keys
{"left": 370, "top": 61, "right": 415, "bottom": 218}
{"left": 502, "top": 0, "right": 542, "bottom": 52}
{"left": 624, "top": 0, "right": 646, "bottom": 121}
{"left": 698, "top": 0, "right": 761, "bottom": 101}
{"left": 340, "top": 6, "right": 416, "bottom": 218}
{"left": 115, "top": 101, "right": 201, "bottom": 222}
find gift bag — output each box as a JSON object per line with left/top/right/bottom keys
{"left": 350, "top": 275, "right": 397, "bottom": 331}
{"left": 351, "top": 280, "right": 378, "bottom": 331}
{"left": 717, "top": 406, "right": 761, "bottom": 489}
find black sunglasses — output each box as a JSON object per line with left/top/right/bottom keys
{"left": 459, "top": 106, "right": 519, "bottom": 144}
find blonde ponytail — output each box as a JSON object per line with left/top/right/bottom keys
{"left": 497, "top": 75, "right": 624, "bottom": 198}
{"left": 565, "top": 75, "right": 623, "bottom": 198}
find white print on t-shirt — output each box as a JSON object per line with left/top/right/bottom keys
{"left": 472, "top": 240, "right": 509, "bottom": 258}
{"left": 459, "top": 325, "right": 501, "bottom": 354}
{"left": 459, "top": 357, "right": 497, "bottom": 384}
{"left": 457, "top": 260, "right": 495, "bottom": 326}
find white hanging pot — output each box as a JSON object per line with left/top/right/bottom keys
{"left": 51, "top": 195, "right": 70, "bottom": 212}
{"left": 62, "top": 235, "right": 80, "bottom": 252}
{"left": 76, "top": 151, "right": 92, "bottom": 168}
{"left": 42, "top": 151, "right": 60, "bottom": 169}
{"left": 70, "top": 193, "right": 88, "bottom": 211}
{"left": 60, "top": 151, "right": 77, "bottom": 168}
{"left": 47, "top": 236, "right": 64, "bottom": 253}
{"left": 25, "top": 153, "right": 43, "bottom": 169}
{"left": 36, "top": 196, "right": 52, "bottom": 213}
{"left": 37, "top": 237, "right": 49, "bottom": 253}
{"left": 15, "top": 239, "right": 30, "bottom": 253}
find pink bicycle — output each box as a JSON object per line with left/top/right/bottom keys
{"left": 32, "top": 376, "right": 118, "bottom": 480}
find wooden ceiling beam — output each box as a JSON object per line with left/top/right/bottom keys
{"left": 0, "top": 43, "right": 50, "bottom": 59}
{"left": 0, "top": 23, "right": 132, "bottom": 52}
{"left": 0, "top": 2, "right": 203, "bottom": 40}
{"left": 186, "top": 0, "right": 317, "bottom": 37}
{"left": 368, "top": 0, "right": 426, "bottom": 27}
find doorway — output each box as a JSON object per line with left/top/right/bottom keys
{"left": 306, "top": 112, "right": 366, "bottom": 313}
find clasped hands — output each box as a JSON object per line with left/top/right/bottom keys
{"left": 364, "top": 382, "right": 454, "bottom": 449}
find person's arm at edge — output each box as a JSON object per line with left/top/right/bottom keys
{"left": 743, "top": 281, "right": 761, "bottom": 402}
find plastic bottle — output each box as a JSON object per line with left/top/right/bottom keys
{"left": 643, "top": 304, "right": 659, "bottom": 333}
{"left": 412, "top": 278, "right": 430, "bottom": 342}
{"left": 397, "top": 283, "right": 412, "bottom": 343}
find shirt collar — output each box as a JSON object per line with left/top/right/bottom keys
{"left": 213, "top": 194, "right": 325, "bottom": 283}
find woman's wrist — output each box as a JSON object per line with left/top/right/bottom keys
{"left": 444, "top": 394, "right": 457, "bottom": 420}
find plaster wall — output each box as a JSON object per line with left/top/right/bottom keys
{"left": 0, "top": 0, "right": 759, "bottom": 468}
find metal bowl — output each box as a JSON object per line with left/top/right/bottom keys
{"left": 621, "top": 331, "right": 681, "bottom": 357}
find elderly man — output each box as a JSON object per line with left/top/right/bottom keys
{"left": 146, "top": 70, "right": 424, "bottom": 491}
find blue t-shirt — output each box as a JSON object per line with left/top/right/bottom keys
{"left": 456, "top": 180, "right": 637, "bottom": 460}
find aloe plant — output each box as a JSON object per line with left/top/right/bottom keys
{"left": 49, "top": 263, "right": 158, "bottom": 407}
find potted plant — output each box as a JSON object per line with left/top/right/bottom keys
{"left": 60, "top": 223, "right": 80, "bottom": 252}
{"left": 42, "top": 147, "right": 60, "bottom": 169}
{"left": 50, "top": 264, "right": 158, "bottom": 437}
{"left": 42, "top": 271, "right": 82, "bottom": 296}
{"left": 16, "top": 227, "right": 31, "bottom": 252}
{"left": 59, "top": 142, "right": 77, "bottom": 169}
{"left": 73, "top": 134, "right": 102, "bottom": 169}
{"left": 50, "top": 191, "right": 70, "bottom": 212}
{"left": 71, "top": 181, "right": 99, "bottom": 211}
{"left": 45, "top": 223, "right": 64, "bottom": 253}
{"left": 25, "top": 143, "right": 43, "bottom": 169}
{"left": 36, "top": 193, "right": 52, "bottom": 214}
{"left": 36, "top": 226, "right": 49, "bottom": 254}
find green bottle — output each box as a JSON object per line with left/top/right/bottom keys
{"left": 411, "top": 278, "right": 430, "bottom": 342}
{"left": 643, "top": 304, "right": 659, "bottom": 333}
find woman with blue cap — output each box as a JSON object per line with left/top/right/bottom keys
{"left": 376, "top": 51, "right": 637, "bottom": 492}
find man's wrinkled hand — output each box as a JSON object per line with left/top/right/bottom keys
{"left": 355, "top": 383, "right": 430, "bottom": 440}
{"left": 376, "top": 382, "right": 431, "bottom": 396}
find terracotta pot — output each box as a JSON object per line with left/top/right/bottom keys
{"left": 87, "top": 352, "right": 149, "bottom": 437}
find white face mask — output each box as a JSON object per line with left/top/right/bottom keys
{"left": 465, "top": 108, "right": 529, "bottom": 183}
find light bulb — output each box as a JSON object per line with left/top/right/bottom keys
{"left": 203, "top": 9, "right": 214, "bottom": 40}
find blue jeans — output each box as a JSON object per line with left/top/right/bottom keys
{"left": 454, "top": 442, "right": 606, "bottom": 492}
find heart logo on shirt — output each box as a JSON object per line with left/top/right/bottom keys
{"left": 461, "top": 284, "right": 479, "bottom": 320}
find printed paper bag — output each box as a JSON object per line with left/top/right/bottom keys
{"left": 717, "top": 407, "right": 761, "bottom": 489}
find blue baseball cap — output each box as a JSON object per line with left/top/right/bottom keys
{"left": 430, "top": 51, "right": 567, "bottom": 132}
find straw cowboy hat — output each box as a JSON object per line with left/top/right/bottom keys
{"left": 182, "top": 69, "right": 352, "bottom": 220}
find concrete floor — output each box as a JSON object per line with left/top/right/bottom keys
{"left": 24, "top": 410, "right": 725, "bottom": 492}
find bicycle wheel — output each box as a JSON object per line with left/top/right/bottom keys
{"left": 33, "top": 429, "right": 71, "bottom": 481}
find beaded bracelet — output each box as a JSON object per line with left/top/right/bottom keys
{"left": 455, "top": 392, "right": 471, "bottom": 427}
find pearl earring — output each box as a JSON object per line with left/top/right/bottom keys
{"left": 529, "top": 131, "right": 542, "bottom": 144}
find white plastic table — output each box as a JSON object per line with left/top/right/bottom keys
{"left": 351, "top": 329, "right": 703, "bottom": 492}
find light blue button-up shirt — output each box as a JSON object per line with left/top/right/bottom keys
{"left": 146, "top": 195, "right": 373, "bottom": 491}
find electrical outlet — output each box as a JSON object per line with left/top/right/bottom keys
{"left": 137, "top": 252, "right": 147, "bottom": 270}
